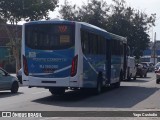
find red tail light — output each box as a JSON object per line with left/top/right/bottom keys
{"left": 23, "top": 55, "right": 29, "bottom": 76}
{"left": 71, "top": 55, "right": 78, "bottom": 77}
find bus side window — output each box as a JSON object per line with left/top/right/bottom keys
{"left": 97, "top": 36, "right": 106, "bottom": 55}
{"left": 81, "top": 30, "right": 106, "bottom": 55}
{"left": 81, "top": 30, "right": 89, "bottom": 54}
{"left": 89, "top": 33, "right": 98, "bottom": 55}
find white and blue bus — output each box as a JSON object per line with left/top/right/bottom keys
{"left": 22, "top": 19, "right": 127, "bottom": 95}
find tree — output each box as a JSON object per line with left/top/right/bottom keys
{"left": 0, "top": 0, "right": 59, "bottom": 23}
{"left": 106, "top": 0, "right": 156, "bottom": 58}
{"left": 59, "top": 0, "right": 78, "bottom": 21}
{"left": 59, "top": 0, "right": 109, "bottom": 29}
{"left": 78, "top": 0, "right": 109, "bottom": 28}
{"left": 0, "top": 0, "right": 59, "bottom": 72}
{"left": 59, "top": 0, "right": 156, "bottom": 58}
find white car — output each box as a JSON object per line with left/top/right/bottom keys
{"left": 155, "top": 63, "right": 160, "bottom": 84}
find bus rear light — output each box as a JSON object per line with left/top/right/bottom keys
{"left": 23, "top": 55, "right": 29, "bottom": 76}
{"left": 71, "top": 55, "right": 78, "bottom": 77}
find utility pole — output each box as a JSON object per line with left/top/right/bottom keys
{"left": 153, "top": 32, "right": 156, "bottom": 65}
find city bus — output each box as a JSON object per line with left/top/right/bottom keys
{"left": 22, "top": 19, "right": 127, "bottom": 95}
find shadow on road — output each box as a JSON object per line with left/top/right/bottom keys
{"left": 123, "top": 79, "right": 150, "bottom": 83}
{"left": 123, "top": 77, "right": 152, "bottom": 83}
{"left": 0, "top": 92, "right": 23, "bottom": 98}
{"left": 32, "top": 86, "right": 159, "bottom": 108}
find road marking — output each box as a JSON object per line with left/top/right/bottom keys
{"left": 32, "top": 90, "right": 48, "bottom": 94}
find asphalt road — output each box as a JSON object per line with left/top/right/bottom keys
{"left": 0, "top": 72, "right": 160, "bottom": 120}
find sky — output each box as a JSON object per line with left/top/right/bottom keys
{"left": 48, "top": 0, "right": 160, "bottom": 41}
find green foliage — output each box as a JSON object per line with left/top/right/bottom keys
{"left": 59, "top": 0, "right": 78, "bottom": 21}
{"left": 59, "top": 0, "right": 109, "bottom": 29}
{"left": 59, "top": 0, "right": 156, "bottom": 58}
{"left": 106, "top": 0, "right": 156, "bottom": 58}
{"left": 0, "top": 0, "right": 59, "bottom": 23}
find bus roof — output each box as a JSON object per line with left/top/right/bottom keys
{"left": 24, "top": 19, "right": 75, "bottom": 25}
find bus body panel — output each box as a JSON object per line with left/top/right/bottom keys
{"left": 28, "top": 76, "right": 70, "bottom": 87}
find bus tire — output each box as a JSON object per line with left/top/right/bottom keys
{"left": 95, "top": 81, "right": 102, "bottom": 94}
{"left": 94, "top": 73, "right": 103, "bottom": 94}
{"left": 49, "top": 88, "right": 65, "bottom": 95}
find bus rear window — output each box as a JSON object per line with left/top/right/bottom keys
{"left": 25, "top": 24, "right": 75, "bottom": 50}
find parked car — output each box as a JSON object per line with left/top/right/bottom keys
{"left": 148, "top": 62, "right": 155, "bottom": 72}
{"left": 16, "top": 68, "right": 22, "bottom": 84}
{"left": 141, "top": 62, "right": 149, "bottom": 72}
{"left": 136, "top": 64, "right": 148, "bottom": 78}
{"left": 154, "top": 64, "right": 160, "bottom": 84}
{"left": 155, "top": 62, "right": 160, "bottom": 70}
{"left": 0, "top": 67, "right": 19, "bottom": 93}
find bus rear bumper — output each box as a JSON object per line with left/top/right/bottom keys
{"left": 26, "top": 76, "right": 81, "bottom": 88}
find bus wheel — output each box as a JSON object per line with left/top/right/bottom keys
{"left": 94, "top": 73, "right": 103, "bottom": 94}
{"left": 49, "top": 88, "right": 65, "bottom": 95}
{"left": 94, "top": 81, "right": 102, "bottom": 94}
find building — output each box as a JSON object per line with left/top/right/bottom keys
{"left": 141, "top": 41, "right": 160, "bottom": 64}
{"left": 0, "top": 24, "right": 22, "bottom": 72}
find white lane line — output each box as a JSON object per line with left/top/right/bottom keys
{"left": 32, "top": 90, "right": 48, "bottom": 94}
